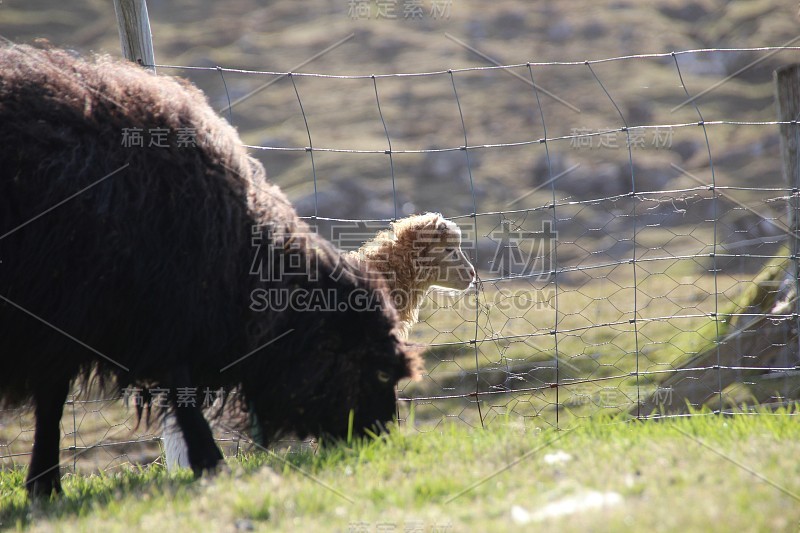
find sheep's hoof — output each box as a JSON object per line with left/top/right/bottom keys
{"left": 25, "top": 472, "right": 62, "bottom": 499}
{"left": 190, "top": 446, "right": 225, "bottom": 478}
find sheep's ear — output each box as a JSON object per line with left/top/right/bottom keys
{"left": 399, "top": 342, "right": 426, "bottom": 381}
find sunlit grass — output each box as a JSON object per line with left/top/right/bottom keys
{"left": 2, "top": 409, "right": 800, "bottom": 531}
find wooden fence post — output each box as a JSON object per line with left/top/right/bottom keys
{"left": 775, "top": 65, "right": 800, "bottom": 316}
{"left": 112, "top": 0, "right": 156, "bottom": 72}
{"left": 631, "top": 65, "right": 800, "bottom": 415}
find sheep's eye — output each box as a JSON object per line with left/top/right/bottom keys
{"left": 444, "top": 247, "right": 455, "bottom": 254}
{"left": 377, "top": 370, "right": 391, "bottom": 383}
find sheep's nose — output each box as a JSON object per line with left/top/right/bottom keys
{"left": 468, "top": 266, "right": 476, "bottom": 280}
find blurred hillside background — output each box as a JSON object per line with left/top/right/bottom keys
{"left": 4, "top": 0, "right": 800, "bottom": 434}
{"left": 5, "top": 0, "right": 799, "bottom": 255}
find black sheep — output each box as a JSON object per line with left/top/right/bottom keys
{"left": 0, "top": 44, "right": 422, "bottom": 497}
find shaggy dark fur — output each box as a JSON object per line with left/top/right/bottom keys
{"left": 0, "top": 45, "right": 423, "bottom": 497}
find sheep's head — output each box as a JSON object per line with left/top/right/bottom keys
{"left": 244, "top": 249, "right": 426, "bottom": 445}
{"left": 345, "top": 334, "right": 425, "bottom": 438}
{"left": 395, "top": 213, "right": 475, "bottom": 292}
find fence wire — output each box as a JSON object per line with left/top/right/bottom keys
{"left": 3, "top": 46, "right": 800, "bottom": 474}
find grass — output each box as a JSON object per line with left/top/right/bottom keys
{"left": 2, "top": 409, "right": 800, "bottom": 531}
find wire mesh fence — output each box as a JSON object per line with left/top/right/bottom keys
{"left": 3, "top": 45, "right": 800, "bottom": 475}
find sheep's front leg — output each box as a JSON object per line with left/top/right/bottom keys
{"left": 162, "top": 414, "right": 190, "bottom": 471}
{"left": 26, "top": 380, "right": 69, "bottom": 497}
{"left": 169, "top": 367, "right": 223, "bottom": 476}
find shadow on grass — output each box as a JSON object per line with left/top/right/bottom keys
{"left": 0, "top": 445, "right": 346, "bottom": 529}
{"left": 0, "top": 465, "right": 196, "bottom": 528}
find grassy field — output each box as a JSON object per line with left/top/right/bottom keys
{"left": 1, "top": 410, "right": 799, "bottom": 532}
